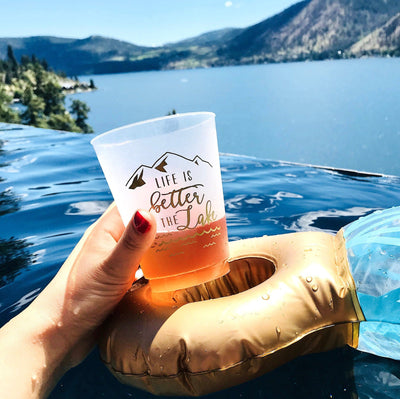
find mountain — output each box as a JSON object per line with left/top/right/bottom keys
{"left": 0, "top": 35, "right": 151, "bottom": 75}
{"left": 349, "top": 12, "right": 400, "bottom": 56}
{"left": 1, "top": 0, "right": 400, "bottom": 75}
{"left": 166, "top": 28, "right": 243, "bottom": 48}
{"left": 216, "top": 0, "right": 312, "bottom": 62}
{"left": 216, "top": 0, "right": 400, "bottom": 63}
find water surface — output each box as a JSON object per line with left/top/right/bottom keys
{"left": 1, "top": 124, "right": 400, "bottom": 398}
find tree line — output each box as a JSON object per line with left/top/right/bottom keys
{"left": 0, "top": 45, "right": 93, "bottom": 133}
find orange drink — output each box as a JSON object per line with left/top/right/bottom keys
{"left": 143, "top": 217, "right": 229, "bottom": 292}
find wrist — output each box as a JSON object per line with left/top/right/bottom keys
{"left": 0, "top": 306, "right": 71, "bottom": 399}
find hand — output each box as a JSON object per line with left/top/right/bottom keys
{"left": 0, "top": 204, "right": 156, "bottom": 399}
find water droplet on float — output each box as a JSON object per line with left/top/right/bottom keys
{"left": 306, "top": 276, "right": 313, "bottom": 283}
{"left": 276, "top": 326, "right": 281, "bottom": 339}
{"left": 262, "top": 294, "right": 270, "bottom": 300}
{"left": 57, "top": 321, "right": 63, "bottom": 328}
{"left": 31, "top": 374, "right": 38, "bottom": 389}
{"left": 73, "top": 306, "right": 81, "bottom": 316}
{"left": 311, "top": 284, "right": 318, "bottom": 292}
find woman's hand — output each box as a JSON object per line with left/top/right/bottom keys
{"left": 0, "top": 204, "right": 156, "bottom": 399}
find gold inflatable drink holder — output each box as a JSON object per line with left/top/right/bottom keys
{"left": 99, "top": 231, "right": 365, "bottom": 396}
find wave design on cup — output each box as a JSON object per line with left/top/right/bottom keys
{"left": 153, "top": 225, "right": 222, "bottom": 249}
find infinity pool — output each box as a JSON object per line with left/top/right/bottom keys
{"left": 1, "top": 123, "right": 399, "bottom": 398}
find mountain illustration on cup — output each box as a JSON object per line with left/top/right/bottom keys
{"left": 126, "top": 152, "right": 213, "bottom": 190}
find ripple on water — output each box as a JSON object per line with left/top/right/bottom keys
{"left": 65, "top": 201, "right": 111, "bottom": 216}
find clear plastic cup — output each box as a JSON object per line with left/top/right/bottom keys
{"left": 91, "top": 112, "right": 229, "bottom": 292}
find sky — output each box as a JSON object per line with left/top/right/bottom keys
{"left": 1, "top": 0, "right": 299, "bottom": 47}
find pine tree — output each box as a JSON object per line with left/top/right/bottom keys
{"left": 70, "top": 100, "right": 93, "bottom": 133}
{"left": 20, "top": 86, "right": 45, "bottom": 127}
{"left": 41, "top": 59, "right": 49, "bottom": 71}
{"left": 4, "top": 72, "right": 12, "bottom": 85}
{"left": 0, "top": 85, "right": 20, "bottom": 123}
{"left": 20, "top": 55, "right": 31, "bottom": 71}
{"left": 7, "top": 45, "right": 18, "bottom": 78}
{"left": 41, "top": 79, "right": 65, "bottom": 116}
{"left": 47, "top": 113, "right": 80, "bottom": 132}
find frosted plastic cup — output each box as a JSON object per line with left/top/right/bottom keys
{"left": 91, "top": 112, "right": 229, "bottom": 292}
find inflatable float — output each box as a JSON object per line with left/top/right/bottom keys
{"left": 98, "top": 207, "right": 400, "bottom": 396}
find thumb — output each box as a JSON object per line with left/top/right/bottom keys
{"left": 102, "top": 209, "right": 156, "bottom": 286}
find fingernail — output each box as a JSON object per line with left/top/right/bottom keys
{"left": 133, "top": 210, "right": 151, "bottom": 234}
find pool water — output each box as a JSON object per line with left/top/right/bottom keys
{"left": 1, "top": 123, "right": 400, "bottom": 398}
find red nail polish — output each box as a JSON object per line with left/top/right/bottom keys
{"left": 134, "top": 211, "right": 151, "bottom": 234}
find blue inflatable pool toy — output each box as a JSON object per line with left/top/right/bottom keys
{"left": 344, "top": 206, "right": 400, "bottom": 360}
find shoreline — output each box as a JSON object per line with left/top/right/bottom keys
{"left": 8, "top": 78, "right": 96, "bottom": 103}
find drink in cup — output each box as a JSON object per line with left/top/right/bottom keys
{"left": 91, "top": 112, "right": 229, "bottom": 292}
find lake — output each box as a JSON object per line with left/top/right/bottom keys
{"left": 70, "top": 57, "right": 400, "bottom": 176}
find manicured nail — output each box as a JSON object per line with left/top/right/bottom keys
{"left": 133, "top": 210, "right": 151, "bottom": 234}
